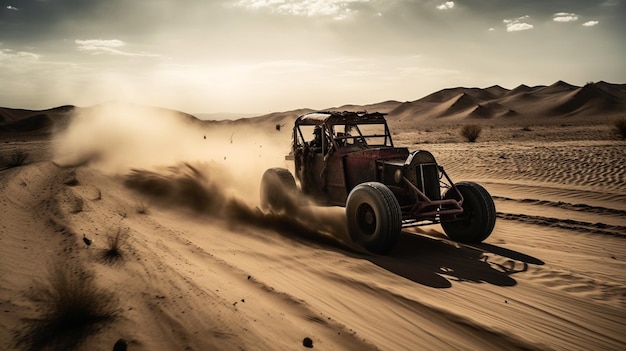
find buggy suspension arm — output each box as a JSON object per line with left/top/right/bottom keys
{"left": 401, "top": 170, "right": 464, "bottom": 220}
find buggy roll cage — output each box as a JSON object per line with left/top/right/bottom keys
{"left": 293, "top": 111, "right": 394, "bottom": 155}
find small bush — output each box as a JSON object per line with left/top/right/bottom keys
{"left": 17, "top": 261, "right": 118, "bottom": 350}
{"left": 1, "top": 149, "right": 29, "bottom": 169}
{"left": 100, "top": 228, "right": 128, "bottom": 264}
{"left": 68, "top": 196, "right": 84, "bottom": 214}
{"left": 460, "top": 124, "right": 482, "bottom": 142}
{"left": 63, "top": 169, "right": 79, "bottom": 186}
{"left": 613, "top": 118, "right": 626, "bottom": 139}
{"left": 134, "top": 201, "right": 149, "bottom": 214}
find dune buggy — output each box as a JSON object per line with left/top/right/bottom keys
{"left": 261, "top": 111, "right": 496, "bottom": 254}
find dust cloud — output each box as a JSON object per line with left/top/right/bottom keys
{"left": 53, "top": 103, "right": 351, "bottom": 250}
{"left": 53, "top": 103, "right": 287, "bottom": 202}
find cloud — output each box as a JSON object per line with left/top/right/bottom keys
{"left": 76, "top": 39, "right": 125, "bottom": 51}
{"left": 6, "top": 5, "right": 18, "bottom": 10}
{"left": 75, "top": 39, "right": 157, "bottom": 57}
{"left": 601, "top": 0, "right": 620, "bottom": 6}
{"left": 0, "top": 49, "right": 40, "bottom": 61}
{"left": 503, "top": 15, "right": 534, "bottom": 32}
{"left": 231, "top": 0, "right": 367, "bottom": 20}
{"left": 582, "top": 20, "right": 599, "bottom": 27}
{"left": 553, "top": 12, "right": 578, "bottom": 22}
{"left": 436, "top": 2, "right": 454, "bottom": 10}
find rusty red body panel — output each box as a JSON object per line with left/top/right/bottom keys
{"left": 288, "top": 110, "right": 467, "bottom": 227}
{"left": 343, "top": 148, "right": 408, "bottom": 193}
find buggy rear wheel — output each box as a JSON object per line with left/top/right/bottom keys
{"left": 346, "top": 182, "right": 401, "bottom": 254}
{"left": 441, "top": 181, "right": 496, "bottom": 243}
{"left": 260, "top": 168, "right": 298, "bottom": 214}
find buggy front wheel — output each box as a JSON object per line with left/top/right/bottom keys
{"left": 346, "top": 182, "right": 401, "bottom": 254}
{"left": 441, "top": 181, "right": 496, "bottom": 243}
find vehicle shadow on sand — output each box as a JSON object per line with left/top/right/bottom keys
{"left": 248, "top": 207, "right": 545, "bottom": 290}
{"left": 361, "top": 230, "right": 544, "bottom": 289}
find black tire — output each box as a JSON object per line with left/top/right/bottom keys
{"left": 260, "top": 168, "right": 298, "bottom": 214}
{"left": 441, "top": 181, "right": 496, "bottom": 243}
{"left": 346, "top": 182, "right": 402, "bottom": 254}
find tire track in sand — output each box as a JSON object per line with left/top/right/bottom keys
{"left": 496, "top": 213, "right": 626, "bottom": 238}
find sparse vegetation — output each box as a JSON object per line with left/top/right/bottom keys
{"left": 1, "top": 149, "right": 29, "bottom": 169}
{"left": 613, "top": 118, "right": 626, "bottom": 139}
{"left": 134, "top": 201, "right": 149, "bottom": 214}
{"left": 68, "top": 195, "right": 84, "bottom": 214}
{"left": 100, "top": 228, "right": 128, "bottom": 264}
{"left": 63, "top": 169, "right": 79, "bottom": 186}
{"left": 460, "top": 124, "right": 482, "bottom": 142}
{"left": 17, "top": 261, "right": 118, "bottom": 350}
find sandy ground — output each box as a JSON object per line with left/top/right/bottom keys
{"left": 1, "top": 111, "right": 625, "bottom": 350}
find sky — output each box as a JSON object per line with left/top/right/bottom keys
{"left": 1, "top": 0, "right": 625, "bottom": 115}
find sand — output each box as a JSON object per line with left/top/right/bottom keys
{"left": 1, "top": 97, "right": 625, "bottom": 350}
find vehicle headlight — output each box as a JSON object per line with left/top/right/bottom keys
{"left": 394, "top": 169, "right": 403, "bottom": 183}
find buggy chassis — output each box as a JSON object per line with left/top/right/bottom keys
{"left": 261, "top": 111, "right": 496, "bottom": 254}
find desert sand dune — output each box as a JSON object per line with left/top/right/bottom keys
{"left": 1, "top": 85, "right": 625, "bottom": 350}
{"left": 484, "top": 85, "right": 509, "bottom": 98}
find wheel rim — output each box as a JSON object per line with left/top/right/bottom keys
{"left": 460, "top": 205, "right": 474, "bottom": 223}
{"left": 356, "top": 203, "right": 376, "bottom": 236}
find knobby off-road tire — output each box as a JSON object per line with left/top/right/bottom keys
{"left": 441, "top": 181, "right": 496, "bottom": 243}
{"left": 260, "top": 168, "right": 298, "bottom": 215}
{"left": 346, "top": 182, "right": 402, "bottom": 254}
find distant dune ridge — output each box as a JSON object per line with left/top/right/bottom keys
{"left": 384, "top": 80, "right": 626, "bottom": 122}
{"left": 0, "top": 103, "right": 200, "bottom": 139}
{"left": 1, "top": 81, "right": 624, "bottom": 137}
{"left": 0, "top": 105, "right": 74, "bottom": 136}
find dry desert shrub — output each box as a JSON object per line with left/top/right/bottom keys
{"left": 17, "top": 261, "right": 118, "bottom": 351}
{"left": 63, "top": 169, "right": 79, "bottom": 186}
{"left": 460, "top": 124, "right": 482, "bottom": 142}
{"left": 613, "top": 118, "right": 626, "bottom": 139}
{"left": 134, "top": 201, "right": 149, "bottom": 214}
{"left": 68, "top": 196, "right": 84, "bottom": 214}
{"left": 1, "top": 149, "right": 29, "bottom": 169}
{"left": 100, "top": 228, "right": 128, "bottom": 264}
{"left": 521, "top": 125, "right": 532, "bottom": 132}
